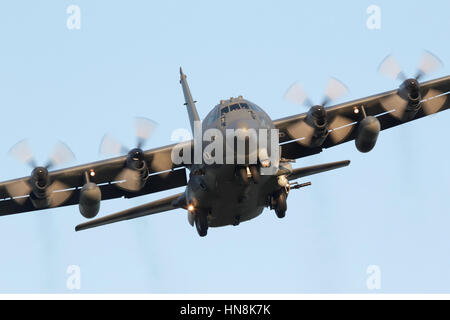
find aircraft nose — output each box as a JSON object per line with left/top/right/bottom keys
{"left": 226, "top": 120, "right": 260, "bottom": 164}
{"left": 227, "top": 119, "right": 262, "bottom": 146}
{"left": 228, "top": 120, "right": 258, "bottom": 139}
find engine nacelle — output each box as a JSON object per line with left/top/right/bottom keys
{"left": 124, "top": 148, "right": 149, "bottom": 190}
{"left": 355, "top": 116, "right": 380, "bottom": 153}
{"left": 79, "top": 182, "right": 101, "bottom": 219}
{"left": 29, "top": 166, "right": 50, "bottom": 208}
{"left": 305, "top": 105, "right": 329, "bottom": 147}
{"left": 398, "top": 78, "right": 422, "bottom": 121}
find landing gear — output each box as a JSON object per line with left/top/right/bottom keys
{"left": 275, "top": 191, "right": 287, "bottom": 218}
{"left": 273, "top": 190, "right": 287, "bottom": 219}
{"left": 238, "top": 165, "right": 260, "bottom": 185}
{"left": 249, "top": 165, "right": 259, "bottom": 184}
{"left": 194, "top": 211, "right": 208, "bottom": 237}
{"left": 238, "top": 167, "right": 249, "bottom": 185}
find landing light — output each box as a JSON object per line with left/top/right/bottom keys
{"left": 261, "top": 159, "right": 271, "bottom": 168}
{"left": 353, "top": 107, "right": 360, "bottom": 114}
{"left": 187, "top": 204, "right": 195, "bottom": 212}
{"left": 90, "top": 169, "right": 96, "bottom": 177}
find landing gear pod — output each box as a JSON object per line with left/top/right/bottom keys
{"left": 187, "top": 212, "right": 195, "bottom": 226}
{"left": 194, "top": 211, "right": 208, "bottom": 237}
{"left": 79, "top": 182, "right": 101, "bottom": 219}
{"left": 355, "top": 116, "right": 380, "bottom": 153}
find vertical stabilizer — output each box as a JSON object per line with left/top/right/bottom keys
{"left": 179, "top": 68, "right": 201, "bottom": 133}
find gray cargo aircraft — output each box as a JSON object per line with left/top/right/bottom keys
{"left": 0, "top": 52, "right": 449, "bottom": 236}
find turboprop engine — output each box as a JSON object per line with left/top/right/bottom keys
{"left": 378, "top": 52, "right": 446, "bottom": 121}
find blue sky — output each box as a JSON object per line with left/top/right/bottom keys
{"left": 0, "top": 0, "right": 449, "bottom": 293}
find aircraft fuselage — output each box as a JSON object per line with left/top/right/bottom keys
{"left": 184, "top": 97, "right": 283, "bottom": 227}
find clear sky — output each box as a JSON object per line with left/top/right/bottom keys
{"left": 0, "top": 0, "right": 449, "bottom": 293}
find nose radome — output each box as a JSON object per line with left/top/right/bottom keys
{"left": 228, "top": 119, "right": 259, "bottom": 132}
{"left": 225, "top": 119, "right": 260, "bottom": 164}
{"left": 227, "top": 120, "right": 259, "bottom": 142}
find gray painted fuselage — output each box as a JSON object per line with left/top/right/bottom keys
{"left": 185, "top": 97, "right": 280, "bottom": 227}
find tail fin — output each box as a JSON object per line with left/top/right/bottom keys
{"left": 179, "top": 68, "right": 201, "bottom": 134}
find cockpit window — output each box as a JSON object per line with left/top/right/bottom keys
{"left": 220, "top": 106, "right": 229, "bottom": 116}
{"left": 229, "top": 104, "right": 240, "bottom": 111}
{"left": 221, "top": 103, "right": 250, "bottom": 116}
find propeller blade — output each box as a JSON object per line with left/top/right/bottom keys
{"left": 286, "top": 120, "right": 315, "bottom": 147}
{"left": 135, "top": 117, "right": 158, "bottom": 149}
{"left": 5, "top": 180, "right": 32, "bottom": 205}
{"left": 422, "top": 89, "right": 447, "bottom": 115}
{"left": 416, "top": 51, "right": 443, "bottom": 80}
{"left": 378, "top": 55, "right": 406, "bottom": 81}
{"left": 329, "top": 116, "right": 354, "bottom": 144}
{"left": 115, "top": 168, "right": 143, "bottom": 192}
{"left": 380, "top": 93, "right": 409, "bottom": 120}
{"left": 284, "top": 82, "right": 312, "bottom": 106}
{"left": 47, "top": 141, "right": 75, "bottom": 169}
{"left": 99, "top": 134, "right": 129, "bottom": 156}
{"left": 324, "top": 77, "right": 348, "bottom": 105}
{"left": 47, "top": 180, "right": 72, "bottom": 207}
{"left": 9, "top": 139, "right": 36, "bottom": 168}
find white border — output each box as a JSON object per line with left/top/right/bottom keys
{"left": 0, "top": 294, "right": 449, "bottom": 300}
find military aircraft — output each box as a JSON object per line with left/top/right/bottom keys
{"left": 0, "top": 52, "right": 449, "bottom": 237}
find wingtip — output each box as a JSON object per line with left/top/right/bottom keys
{"left": 340, "top": 160, "right": 351, "bottom": 167}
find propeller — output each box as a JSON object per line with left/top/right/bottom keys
{"left": 99, "top": 117, "right": 165, "bottom": 191}
{"left": 100, "top": 117, "right": 157, "bottom": 155}
{"left": 378, "top": 51, "right": 445, "bottom": 119}
{"left": 6, "top": 139, "right": 75, "bottom": 206}
{"left": 284, "top": 77, "right": 353, "bottom": 146}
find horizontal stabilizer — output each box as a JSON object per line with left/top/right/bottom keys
{"left": 279, "top": 160, "right": 350, "bottom": 181}
{"left": 75, "top": 192, "right": 184, "bottom": 232}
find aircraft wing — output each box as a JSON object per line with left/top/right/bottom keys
{"left": 0, "top": 143, "right": 187, "bottom": 216}
{"left": 75, "top": 192, "right": 183, "bottom": 231}
{"left": 276, "top": 75, "right": 450, "bottom": 160}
